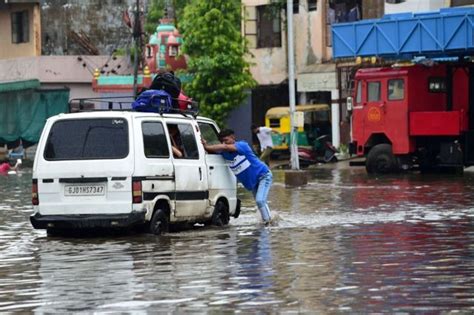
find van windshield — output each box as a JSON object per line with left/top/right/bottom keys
{"left": 44, "top": 118, "right": 129, "bottom": 160}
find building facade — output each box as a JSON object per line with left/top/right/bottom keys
{"left": 242, "top": 0, "right": 474, "bottom": 148}
{"left": 0, "top": 0, "right": 138, "bottom": 99}
{"left": 40, "top": 0, "right": 143, "bottom": 56}
{"left": 0, "top": 0, "right": 41, "bottom": 59}
{"left": 242, "top": 0, "right": 384, "bottom": 148}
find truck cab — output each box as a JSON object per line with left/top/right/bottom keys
{"left": 350, "top": 63, "right": 473, "bottom": 173}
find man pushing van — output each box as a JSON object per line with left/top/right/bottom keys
{"left": 202, "top": 129, "right": 273, "bottom": 225}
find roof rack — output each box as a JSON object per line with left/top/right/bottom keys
{"left": 68, "top": 95, "right": 200, "bottom": 118}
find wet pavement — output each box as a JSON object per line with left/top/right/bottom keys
{"left": 1, "top": 165, "right": 474, "bottom": 313}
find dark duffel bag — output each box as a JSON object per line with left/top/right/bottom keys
{"left": 149, "top": 72, "right": 181, "bottom": 99}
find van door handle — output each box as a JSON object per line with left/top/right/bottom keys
{"left": 199, "top": 167, "right": 202, "bottom": 181}
{"left": 209, "top": 166, "right": 214, "bottom": 170}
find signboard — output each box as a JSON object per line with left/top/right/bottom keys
{"left": 297, "top": 72, "right": 337, "bottom": 92}
{"left": 294, "top": 112, "right": 304, "bottom": 128}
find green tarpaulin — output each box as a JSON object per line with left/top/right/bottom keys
{"left": 0, "top": 80, "right": 70, "bottom": 146}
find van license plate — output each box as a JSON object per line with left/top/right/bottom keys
{"left": 64, "top": 184, "right": 105, "bottom": 196}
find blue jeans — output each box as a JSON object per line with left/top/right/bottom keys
{"left": 252, "top": 171, "right": 272, "bottom": 222}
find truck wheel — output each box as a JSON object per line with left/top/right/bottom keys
{"left": 366, "top": 144, "right": 398, "bottom": 174}
{"left": 149, "top": 209, "right": 169, "bottom": 235}
{"left": 212, "top": 200, "right": 229, "bottom": 226}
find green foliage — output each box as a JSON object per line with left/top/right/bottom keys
{"left": 144, "top": 0, "right": 189, "bottom": 34}
{"left": 171, "top": 0, "right": 189, "bottom": 28}
{"left": 113, "top": 48, "right": 126, "bottom": 56}
{"left": 144, "top": 0, "right": 166, "bottom": 35}
{"left": 180, "top": 0, "right": 256, "bottom": 128}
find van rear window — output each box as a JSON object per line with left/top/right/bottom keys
{"left": 44, "top": 118, "right": 129, "bottom": 160}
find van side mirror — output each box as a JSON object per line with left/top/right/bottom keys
{"left": 347, "top": 97, "right": 353, "bottom": 112}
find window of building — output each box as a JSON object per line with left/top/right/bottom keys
{"left": 257, "top": 5, "right": 282, "bottom": 48}
{"left": 169, "top": 46, "right": 178, "bottom": 57}
{"left": 368, "top": 81, "right": 381, "bottom": 102}
{"left": 451, "top": 0, "right": 474, "bottom": 6}
{"left": 11, "top": 10, "right": 29, "bottom": 44}
{"left": 146, "top": 46, "right": 152, "bottom": 58}
{"left": 330, "top": 0, "right": 361, "bottom": 24}
{"left": 142, "top": 122, "right": 169, "bottom": 158}
{"left": 244, "top": 6, "right": 257, "bottom": 49}
{"left": 326, "top": 1, "right": 362, "bottom": 47}
{"left": 308, "top": 0, "right": 317, "bottom": 11}
{"left": 388, "top": 79, "right": 404, "bottom": 100}
{"left": 293, "top": 0, "right": 300, "bottom": 14}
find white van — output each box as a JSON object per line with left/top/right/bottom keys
{"left": 30, "top": 111, "right": 240, "bottom": 235}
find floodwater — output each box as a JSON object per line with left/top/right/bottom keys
{"left": 2, "top": 165, "right": 474, "bottom": 313}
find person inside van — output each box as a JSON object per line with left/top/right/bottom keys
{"left": 202, "top": 129, "right": 273, "bottom": 225}
{"left": 167, "top": 124, "right": 183, "bottom": 158}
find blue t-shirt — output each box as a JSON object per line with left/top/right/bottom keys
{"left": 221, "top": 141, "right": 269, "bottom": 191}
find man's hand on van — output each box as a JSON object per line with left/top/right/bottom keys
{"left": 201, "top": 137, "right": 213, "bottom": 153}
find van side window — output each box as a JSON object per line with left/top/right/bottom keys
{"left": 167, "top": 123, "right": 199, "bottom": 159}
{"left": 388, "top": 79, "right": 404, "bottom": 100}
{"left": 198, "top": 122, "right": 221, "bottom": 155}
{"left": 198, "top": 122, "right": 220, "bottom": 145}
{"left": 142, "top": 122, "right": 169, "bottom": 158}
{"left": 368, "top": 81, "right": 381, "bottom": 102}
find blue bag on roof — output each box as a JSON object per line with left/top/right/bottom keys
{"left": 132, "top": 89, "right": 173, "bottom": 113}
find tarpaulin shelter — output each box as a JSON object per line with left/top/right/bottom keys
{"left": 0, "top": 79, "right": 69, "bottom": 148}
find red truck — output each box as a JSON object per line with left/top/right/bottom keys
{"left": 348, "top": 62, "right": 474, "bottom": 174}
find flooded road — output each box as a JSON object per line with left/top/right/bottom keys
{"left": 1, "top": 165, "right": 474, "bottom": 313}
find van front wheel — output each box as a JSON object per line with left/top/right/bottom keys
{"left": 149, "top": 209, "right": 169, "bottom": 235}
{"left": 212, "top": 200, "right": 229, "bottom": 226}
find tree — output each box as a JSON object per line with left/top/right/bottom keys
{"left": 144, "top": 0, "right": 166, "bottom": 35}
{"left": 180, "top": 0, "right": 256, "bottom": 127}
{"left": 144, "top": 0, "right": 189, "bottom": 34}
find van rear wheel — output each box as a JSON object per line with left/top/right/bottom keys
{"left": 149, "top": 209, "right": 169, "bottom": 235}
{"left": 212, "top": 200, "right": 229, "bottom": 226}
{"left": 366, "top": 144, "right": 398, "bottom": 174}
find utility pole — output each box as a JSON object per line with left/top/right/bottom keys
{"left": 284, "top": 0, "right": 306, "bottom": 187}
{"left": 287, "top": 0, "right": 299, "bottom": 170}
{"left": 132, "top": 0, "right": 140, "bottom": 98}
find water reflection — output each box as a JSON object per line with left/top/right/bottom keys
{"left": 35, "top": 238, "right": 139, "bottom": 312}
{"left": 1, "top": 168, "right": 474, "bottom": 312}
{"left": 336, "top": 219, "right": 474, "bottom": 313}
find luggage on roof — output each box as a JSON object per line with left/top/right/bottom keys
{"left": 132, "top": 89, "right": 174, "bottom": 113}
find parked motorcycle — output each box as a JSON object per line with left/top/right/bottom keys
{"left": 297, "top": 135, "right": 338, "bottom": 167}
{"left": 315, "top": 135, "right": 338, "bottom": 163}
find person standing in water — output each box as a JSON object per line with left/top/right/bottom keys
{"left": 202, "top": 129, "right": 273, "bottom": 225}
{"left": 251, "top": 124, "right": 274, "bottom": 165}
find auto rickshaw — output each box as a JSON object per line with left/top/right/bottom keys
{"left": 265, "top": 104, "right": 332, "bottom": 156}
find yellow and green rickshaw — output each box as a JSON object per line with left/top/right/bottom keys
{"left": 265, "top": 104, "right": 331, "bottom": 153}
